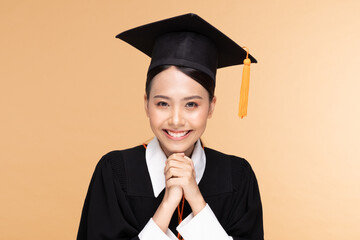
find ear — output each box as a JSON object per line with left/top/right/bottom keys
{"left": 207, "top": 96, "right": 216, "bottom": 119}
{"left": 144, "top": 94, "right": 149, "bottom": 117}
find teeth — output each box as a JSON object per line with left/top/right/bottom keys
{"left": 167, "top": 130, "right": 189, "bottom": 138}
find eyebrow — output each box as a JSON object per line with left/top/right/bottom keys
{"left": 153, "top": 95, "right": 171, "bottom": 100}
{"left": 183, "top": 95, "right": 203, "bottom": 100}
{"left": 153, "top": 95, "right": 203, "bottom": 100}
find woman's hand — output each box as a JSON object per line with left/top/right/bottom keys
{"left": 153, "top": 152, "right": 206, "bottom": 232}
{"left": 164, "top": 153, "right": 206, "bottom": 215}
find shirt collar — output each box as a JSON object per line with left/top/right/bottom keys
{"left": 145, "top": 137, "right": 206, "bottom": 197}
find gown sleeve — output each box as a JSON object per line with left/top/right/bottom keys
{"left": 77, "top": 154, "right": 140, "bottom": 240}
{"left": 177, "top": 204, "right": 233, "bottom": 239}
{"left": 225, "top": 157, "right": 264, "bottom": 240}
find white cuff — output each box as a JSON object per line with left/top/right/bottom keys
{"left": 138, "top": 218, "right": 178, "bottom": 240}
{"left": 176, "top": 204, "right": 232, "bottom": 240}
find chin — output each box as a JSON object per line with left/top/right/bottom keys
{"left": 163, "top": 142, "right": 188, "bottom": 152}
{"left": 158, "top": 138, "right": 197, "bottom": 156}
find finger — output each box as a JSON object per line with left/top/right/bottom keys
{"left": 165, "top": 167, "right": 191, "bottom": 181}
{"left": 164, "top": 162, "right": 193, "bottom": 179}
{"left": 166, "top": 156, "right": 187, "bottom": 166}
{"left": 165, "top": 168, "right": 176, "bottom": 181}
{"left": 165, "top": 159, "right": 191, "bottom": 171}
{"left": 183, "top": 155, "right": 195, "bottom": 168}
{"left": 165, "top": 166, "right": 182, "bottom": 180}
{"left": 166, "top": 155, "right": 194, "bottom": 168}
{"left": 167, "top": 177, "right": 189, "bottom": 188}
{"left": 167, "top": 153, "right": 185, "bottom": 160}
{"left": 165, "top": 168, "right": 195, "bottom": 186}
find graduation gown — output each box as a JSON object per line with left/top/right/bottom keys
{"left": 77, "top": 145, "right": 263, "bottom": 240}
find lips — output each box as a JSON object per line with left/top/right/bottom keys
{"left": 163, "top": 129, "right": 191, "bottom": 140}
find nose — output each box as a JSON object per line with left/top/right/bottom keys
{"left": 168, "top": 106, "right": 185, "bottom": 127}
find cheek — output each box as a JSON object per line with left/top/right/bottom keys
{"left": 188, "top": 108, "right": 210, "bottom": 127}
{"left": 148, "top": 107, "right": 166, "bottom": 126}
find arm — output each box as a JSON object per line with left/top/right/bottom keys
{"left": 78, "top": 152, "right": 182, "bottom": 240}
{"left": 77, "top": 156, "right": 140, "bottom": 240}
{"left": 224, "top": 160, "right": 263, "bottom": 240}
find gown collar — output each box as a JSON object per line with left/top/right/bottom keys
{"left": 145, "top": 137, "right": 206, "bottom": 197}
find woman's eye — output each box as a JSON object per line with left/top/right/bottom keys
{"left": 156, "top": 101, "right": 169, "bottom": 107}
{"left": 185, "top": 102, "right": 198, "bottom": 108}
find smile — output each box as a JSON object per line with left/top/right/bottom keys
{"left": 163, "top": 129, "right": 191, "bottom": 140}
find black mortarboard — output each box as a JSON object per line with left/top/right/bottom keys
{"left": 116, "top": 13, "right": 256, "bottom": 118}
{"left": 116, "top": 13, "right": 256, "bottom": 81}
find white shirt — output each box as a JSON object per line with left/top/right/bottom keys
{"left": 138, "top": 137, "right": 232, "bottom": 240}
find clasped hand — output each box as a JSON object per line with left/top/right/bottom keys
{"left": 163, "top": 153, "right": 206, "bottom": 215}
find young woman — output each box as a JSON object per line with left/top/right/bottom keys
{"left": 77, "top": 13, "right": 263, "bottom": 240}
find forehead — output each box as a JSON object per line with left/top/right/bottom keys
{"left": 149, "top": 66, "right": 208, "bottom": 98}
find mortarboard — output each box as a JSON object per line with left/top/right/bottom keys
{"left": 116, "top": 13, "right": 256, "bottom": 118}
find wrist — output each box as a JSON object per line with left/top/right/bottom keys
{"left": 161, "top": 196, "right": 180, "bottom": 211}
{"left": 187, "top": 194, "right": 206, "bottom": 216}
{"left": 153, "top": 199, "right": 178, "bottom": 233}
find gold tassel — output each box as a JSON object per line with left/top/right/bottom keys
{"left": 238, "top": 47, "right": 251, "bottom": 119}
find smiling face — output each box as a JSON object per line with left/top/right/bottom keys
{"left": 145, "top": 66, "right": 216, "bottom": 157}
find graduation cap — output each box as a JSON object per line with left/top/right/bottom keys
{"left": 116, "top": 13, "right": 256, "bottom": 118}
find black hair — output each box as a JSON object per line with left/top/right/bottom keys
{"left": 146, "top": 65, "right": 215, "bottom": 101}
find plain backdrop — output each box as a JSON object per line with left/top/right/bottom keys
{"left": 1, "top": 0, "right": 359, "bottom": 239}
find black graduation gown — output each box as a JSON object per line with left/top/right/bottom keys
{"left": 77, "top": 145, "right": 263, "bottom": 240}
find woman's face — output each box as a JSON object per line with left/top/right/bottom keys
{"left": 145, "top": 66, "right": 216, "bottom": 157}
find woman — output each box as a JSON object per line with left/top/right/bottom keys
{"left": 77, "top": 13, "right": 263, "bottom": 240}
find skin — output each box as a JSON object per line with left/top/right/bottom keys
{"left": 144, "top": 66, "right": 216, "bottom": 233}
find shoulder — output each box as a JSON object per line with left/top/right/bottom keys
{"left": 93, "top": 145, "right": 147, "bottom": 191}
{"left": 204, "top": 147, "right": 257, "bottom": 189}
{"left": 95, "top": 145, "right": 146, "bottom": 176}
{"left": 99, "top": 145, "right": 145, "bottom": 164}
{"left": 204, "top": 147, "right": 252, "bottom": 170}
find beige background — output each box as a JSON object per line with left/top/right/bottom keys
{"left": 1, "top": 0, "right": 360, "bottom": 239}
